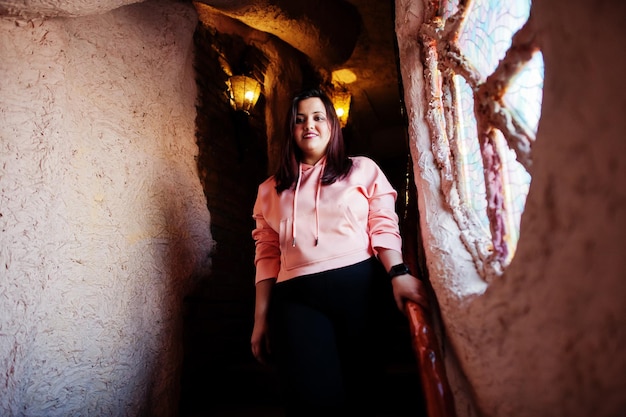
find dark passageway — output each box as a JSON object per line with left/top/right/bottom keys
{"left": 178, "top": 1, "right": 429, "bottom": 415}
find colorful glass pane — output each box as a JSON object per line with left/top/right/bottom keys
{"left": 453, "top": 75, "right": 490, "bottom": 232}
{"left": 494, "top": 129, "right": 531, "bottom": 262}
{"left": 457, "top": 0, "right": 531, "bottom": 80}
{"left": 504, "top": 51, "right": 544, "bottom": 134}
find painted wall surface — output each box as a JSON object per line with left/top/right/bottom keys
{"left": 0, "top": 1, "right": 213, "bottom": 416}
{"left": 396, "top": 0, "right": 626, "bottom": 416}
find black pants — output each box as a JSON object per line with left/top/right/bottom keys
{"left": 268, "top": 257, "right": 392, "bottom": 417}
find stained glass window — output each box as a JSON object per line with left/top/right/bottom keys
{"left": 420, "top": 0, "right": 543, "bottom": 277}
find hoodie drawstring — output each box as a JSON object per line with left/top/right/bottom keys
{"left": 292, "top": 163, "right": 303, "bottom": 247}
{"left": 292, "top": 161, "right": 324, "bottom": 247}
{"left": 314, "top": 169, "right": 321, "bottom": 246}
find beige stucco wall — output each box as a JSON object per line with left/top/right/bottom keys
{"left": 396, "top": 0, "right": 626, "bottom": 416}
{"left": 0, "top": 1, "right": 213, "bottom": 416}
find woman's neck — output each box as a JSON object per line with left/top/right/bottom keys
{"left": 301, "top": 155, "right": 325, "bottom": 166}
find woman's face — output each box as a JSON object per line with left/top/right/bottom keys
{"left": 293, "top": 97, "right": 332, "bottom": 165}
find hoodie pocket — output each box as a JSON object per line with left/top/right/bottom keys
{"left": 279, "top": 204, "right": 368, "bottom": 271}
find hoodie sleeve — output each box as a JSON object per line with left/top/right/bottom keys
{"left": 251, "top": 181, "right": 281, "bottom": 284}
{"left": 361, "top": 158, "right": 403, "bottom": 254}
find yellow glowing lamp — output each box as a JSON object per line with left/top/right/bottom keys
{"left": 332, "top": 91, "right": 351, "bottom": 128}
{"left": 227, "top": 75, "right": 262, "bottom": 113}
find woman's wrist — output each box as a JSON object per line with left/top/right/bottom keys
{"left": 388, "top": 263, "right": 411, "bottom": 279}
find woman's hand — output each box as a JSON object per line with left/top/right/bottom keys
{"left": 391, "top": 273, "right": 429, "bottom": 312}
{"left": 251, "top": 317, "right": 271, "bottom": 365}
{"left": 376, "top": 248, "right": 429, "bottom": 312}
{"left": 251, "top": 278, "right": 275, "bottom": 365}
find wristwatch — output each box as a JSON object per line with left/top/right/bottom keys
{"left": 388, "top": 263, "right": 411, "bottom": 279}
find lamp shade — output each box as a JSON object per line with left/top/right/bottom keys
{"left": 227, "top": 75, "right": 262, "bottom": 113}
{"left": 332, "top": 90, "right": 351, "bottom": 128}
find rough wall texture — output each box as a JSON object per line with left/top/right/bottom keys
{"left": 0, "top": 1, "right": 213, "bottom": 416}
{"left": 396, "top": 0, "right": 626, "bottom": 416}
{"left": 0, "top": 0, "right": 141, "bottom": 18}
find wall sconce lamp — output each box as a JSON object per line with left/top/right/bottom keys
{"left": 227, "top": 75, "right": 262, "bottom": 114}
{"left": 332, "top": 90, "right": 351, "bottom": 128}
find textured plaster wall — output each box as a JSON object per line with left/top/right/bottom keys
{"left": 0, "top": 0, "right": 141, "bottom": 18}
{"left": 0, "top": 1, "right": 213, "bottom": 416}
{"left": 396, "top": 0, "right": 626, "bottom": 416}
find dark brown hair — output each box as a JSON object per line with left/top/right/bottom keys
{"left": 274, "top": 88, "right": 353, "bottom": 193}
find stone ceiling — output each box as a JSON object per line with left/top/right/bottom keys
{"left": 194, "top": 0, "right": 407, "bottom": 160}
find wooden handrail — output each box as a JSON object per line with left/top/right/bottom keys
{"left": 405, "top": 301, "right": 457, "bottom": 417}
{"left": 400, "top": 155, "right": 457, "bottom": 417}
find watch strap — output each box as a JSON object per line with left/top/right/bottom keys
{"left": 388, "top": 263, "right": 411, "bottom": 279}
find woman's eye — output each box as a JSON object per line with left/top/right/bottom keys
{"left": 314, "top": 116, "right": 326, "bottom": 121}
{"left": 295, "top": 117, "right": 304, "bottom": 124}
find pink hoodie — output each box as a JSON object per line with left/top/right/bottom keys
{"left": 252, "top": 156, "right": 402, "bottom": 284}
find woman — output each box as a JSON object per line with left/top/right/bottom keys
{"left": 251, "top": 88, "right": 427, "bottom": 416}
